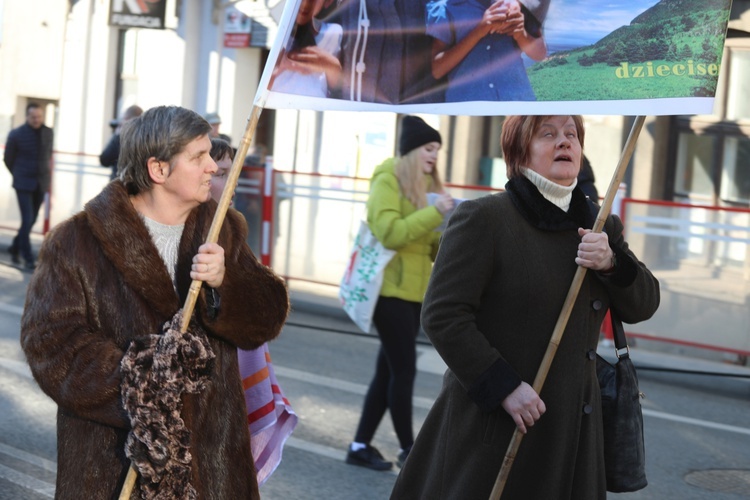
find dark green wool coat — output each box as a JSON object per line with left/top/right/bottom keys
{"left": 391, "top": 177, "right": 660, "bottom": 500}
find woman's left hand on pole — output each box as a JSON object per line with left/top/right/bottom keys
{"left": 575, "top": 228, "right": 614, "bottom": 271}
{"left": 191, "top": 242, "right": 225, "bottom": 288}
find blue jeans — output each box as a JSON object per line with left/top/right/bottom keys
{"left": 11, "top": 187, "right": 44, "bottom": 263}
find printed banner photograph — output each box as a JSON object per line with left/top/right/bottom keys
{"left": 256, "top": 0, "right": 733, "bottom": 115}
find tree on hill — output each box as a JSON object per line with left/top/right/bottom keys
{"left": 678, "top": 43, "right": 693, "bottom": 60}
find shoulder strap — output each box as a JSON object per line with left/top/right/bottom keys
{"left": 609, "top": 309, "right": 630, "bottom": 356}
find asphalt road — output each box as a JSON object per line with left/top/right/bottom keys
{"left": 1, "top": 257, "right": 750, "bottom": 499}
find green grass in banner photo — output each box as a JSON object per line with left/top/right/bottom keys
{"left": 529, "top": 59, "right": 718, "bottom": 101}
{"left": 529, "top": 0, "right": 729, "bottom": 101}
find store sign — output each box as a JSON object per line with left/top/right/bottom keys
{"left": 109, "top": 0, "right": 166, "bottom": 30}
{"left": 224, "top": 5, "right": 252, "bottom": 48}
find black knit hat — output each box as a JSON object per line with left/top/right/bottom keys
{"left": 398, "top": 116, "right": 442, "bottom": 156}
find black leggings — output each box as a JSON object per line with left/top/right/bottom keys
{"left": 354, "top": 296, "right": 421, "bottom": 450}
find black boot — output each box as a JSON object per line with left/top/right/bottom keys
{"left": 7, "top": 246, "right": 20, "bottom": 265}
{"left": 397, "top": 445, "right": 412, "bottom": 468}
{"left": 345, "top": 444, "right": 392, "bottom": 471}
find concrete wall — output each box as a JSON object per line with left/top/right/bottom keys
{"left": 0, "top": 0, "right": 219, "bottom": 155}
{"left": 0, "top": 0, "right": 67, "bottom": 139}
{"left": 1, "top": 0, "right": 746, "bottom": 195}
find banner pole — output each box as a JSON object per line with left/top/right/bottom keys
{"left": 488, "top": 116, "right": 646, "bottom": 500}
{"left": 117, "top": 104, "right": 265, "bottom": 500}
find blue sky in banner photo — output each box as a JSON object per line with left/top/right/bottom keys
{"left": 544, "top": 0, "right": 660, "bottom": 52}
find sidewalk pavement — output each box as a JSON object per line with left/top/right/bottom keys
{"left": 3, "top": 228, "right": 750, "bottom": 394}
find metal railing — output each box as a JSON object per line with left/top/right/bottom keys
{"left": 1, "top": 153, "right": 748, "bottom": 359}
{"left": 618, "top": 198, "right": 750, "bottom": 357}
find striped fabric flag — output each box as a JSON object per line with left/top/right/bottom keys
{"left": 238, "top": 343, "right": 298, "bottom": 486}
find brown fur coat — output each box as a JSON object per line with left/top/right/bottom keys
{"left": 21, "top": 181, "right": 289, "bottom": 499}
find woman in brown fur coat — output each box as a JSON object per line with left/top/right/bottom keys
{"left": 21, "top": 106, "right": 289, "bottom": 499}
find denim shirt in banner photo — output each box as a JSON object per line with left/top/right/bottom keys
{"left": 425, "top": 0, "right": 539, "bottom": 102}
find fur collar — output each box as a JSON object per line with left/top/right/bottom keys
{"left": 505, "top": 176, "right": 595, "bottom": 231}
{"left": 83, "top": 182, "right": 191, "bottom": 319}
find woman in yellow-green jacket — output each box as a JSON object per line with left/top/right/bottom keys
{"left": 346, "top": 116, "right": 455, "bottom": 471}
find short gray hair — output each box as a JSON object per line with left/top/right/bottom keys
{"left": 118, "top": 106, "right": 212, "bottom": 194}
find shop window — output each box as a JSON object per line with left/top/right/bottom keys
{"left": 671, "top": 40, "right": 750, "bottom": 207}
{"left": 726, "top": 49, "right": 750, "bottom": 120}
{"left": 674, "top": 132, "right": 715, "bottom": 199}
{"left": 720, "top": 136, "right": 750, "bottom": 203}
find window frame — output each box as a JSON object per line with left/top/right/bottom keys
{"left": 669, "top": 38, "right": 750, "bottom": 208}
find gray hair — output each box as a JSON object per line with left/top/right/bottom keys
{"left": 122, "top": 104, "right": 143, "bottom": 121}
{"left": 118, "top": 106, "right": 212, "bottom": 194}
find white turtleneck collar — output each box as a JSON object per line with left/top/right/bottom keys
{"left": 521, "top": 167, "right": 578, "bottom": 212}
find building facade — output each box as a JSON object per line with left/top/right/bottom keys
{"left": 1, "top": 0, "right": 749, "bottom": 362}
{"left": 1, "top": 0, "right": 748, "bottom": 205}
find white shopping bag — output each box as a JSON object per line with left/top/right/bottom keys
{"left": 339, "top": 221, "right": 396, "bottom": 332}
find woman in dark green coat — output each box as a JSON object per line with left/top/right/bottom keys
{"left": 391, "top": 115, "right": 660, "bottom": 499}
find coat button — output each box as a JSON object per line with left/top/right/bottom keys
{"left": 591, "top": 300, "right": 603, "bottom": 311}
{"left": 587, "top": 349, "right": 596, "bottom": 360}
{"left": 582, "top": 403, "right": 593, "bottom": 415}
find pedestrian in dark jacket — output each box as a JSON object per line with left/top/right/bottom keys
{"left": 3, "top": 102, "right": 53, "bottom": 269}
{"left": 578, "top": 154, "right": 600, "bottom": 201}
{"left": 391, "top": 115, "right": 660, "bottom": 499}
{"left": 99, "top": 104, "right": 143, "bottom": 180}
{"left": 21, "top": 106, "right": 289, "bottom": 499}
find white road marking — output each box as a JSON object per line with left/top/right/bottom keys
{"left": 0, "top": 357, "right": 32, "bottom": 379}
{"left": 642, "top": 408, "right": 750, "bottom": 436}
{"left": 273, "top": 365, "right": 435, "bottom": 410}
{"left": 0, "top": 464, "right": 54, "bottom": 498}
{"left": 0, "top": 302, "right": 24, "bottom": 316}
{"left": 0, "top": 443, "right": 57, "bottom": 473}
{"left": 2, "top": 355, "right": 750, "bottom": 437}
{"left": 284, "top": 437, "right": 398, "bottom": 476}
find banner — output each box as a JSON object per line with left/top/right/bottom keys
{"left": 255, "top": 0, "right": 733, "bottom": 115}
{"left": 109, "top": 0, "right": 166, "bottom": 29}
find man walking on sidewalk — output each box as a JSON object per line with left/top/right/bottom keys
{"left": 3, "top": 102, "right": 53, "bottom": 270}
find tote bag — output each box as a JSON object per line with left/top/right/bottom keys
{"left": 339, "top": 221, "right": 396, "bottom": 332}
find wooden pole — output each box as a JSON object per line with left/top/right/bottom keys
{"left": 488, "top": 116, "right": 646, "bottom": 500}
{"left": 118, "top": 105, "right": 264, "bottom": 500}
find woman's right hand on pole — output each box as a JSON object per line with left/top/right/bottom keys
{"left": 501, "top": 381, "right": 546, "bottom": 434}
{"left": 434, "top": 192, "right": 455, "bottom": 215}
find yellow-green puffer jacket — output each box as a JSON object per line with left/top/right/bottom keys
{"left": 367, "top": 158, "right": 444, "bottom": 303}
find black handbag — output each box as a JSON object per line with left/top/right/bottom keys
{"left": 596, "top": 310, "right": 648, "bottom": 492}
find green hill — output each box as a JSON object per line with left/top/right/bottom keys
{"left": 528, "top": 0, "right": 730, "bottom": 101}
